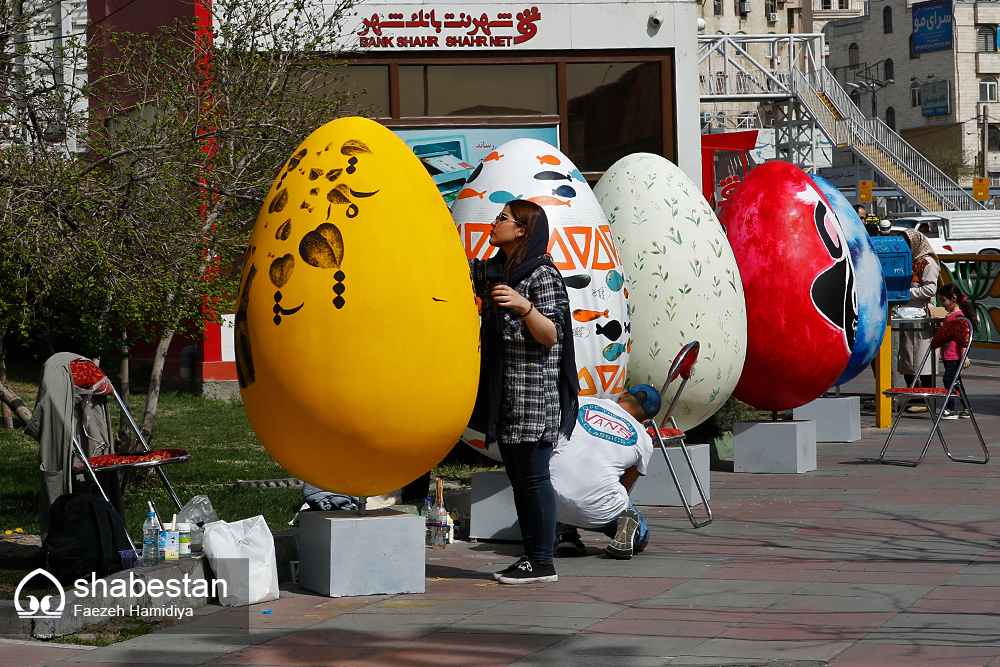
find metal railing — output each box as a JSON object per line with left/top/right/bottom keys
{"left": 699, "top": 33, "right": 987, "bottom": 212}
{"left": 810, "top": 69, "right": 985, "bottom": 211}
{"left": 698, "top": 33, "right": 824, "bottom": 101}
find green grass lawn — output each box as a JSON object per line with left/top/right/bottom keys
{"left": 0, "top": 363, "right": 497, "bottom": 598}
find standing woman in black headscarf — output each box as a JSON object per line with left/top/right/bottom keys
{"left": 468, "top": 199, "right": 578, "bottom": 585}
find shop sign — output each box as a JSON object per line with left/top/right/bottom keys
{"left": 350, "top": 6, "right": 568, "bottom": 50}
{"left": 911, "top": 0, "right": 953, "bottom": 55}
{"left": 974, "top": 177, "right": 990, "bottom": 201}
{"left": 858, "top": 180, "right": 873, "bottom": 202}
{"left": 392, "top": 125, "right": 559, "bottom": 206}
{"left": 921, "top": 80, "right": 950, "bottom": 116}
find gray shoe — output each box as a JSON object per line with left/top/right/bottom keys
{"left": 941, "top": 410, "right": 959, "bottom": 420}
{"left": 606, "top": 508, "right": 639, "bottom": 560}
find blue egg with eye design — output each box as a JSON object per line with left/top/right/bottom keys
{"left": 810, "top": 175, "right": 888, "bottom": 385}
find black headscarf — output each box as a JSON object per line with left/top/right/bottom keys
{"left": 473, "top": 208, "right": 578, "bottom": 444}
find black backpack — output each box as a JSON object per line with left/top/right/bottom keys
{"left": 41, "top": 494, "right": 132, "bottom": 584}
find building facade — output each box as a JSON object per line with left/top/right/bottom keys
{"left": 826, "top": 0, "right": 1000, "bottom": 187}
{"left": 88, "top": 0, "right": 703, "bottom": 396}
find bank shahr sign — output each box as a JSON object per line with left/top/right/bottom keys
{"left": 911, "top": 0, "right": 953, "bottom": 55}
{"left": 352, "top": 6, "right": 568, "bottom": 50}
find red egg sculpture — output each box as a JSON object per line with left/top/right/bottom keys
{"left": 720, "top": 161, "right": 852, "bottom": 412}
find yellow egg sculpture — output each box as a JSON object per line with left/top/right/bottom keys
{"left": 236, "top": 117, "right": 480, "bottom": 497}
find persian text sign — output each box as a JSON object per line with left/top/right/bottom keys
{"left": 351, "top": 6, "right": 568, "bottom": 50}
{"left": 912, "top": 0, "right": 953, "bottom": 55}
{"left": 921, "top": 80, "right": 950, "bottom": 116}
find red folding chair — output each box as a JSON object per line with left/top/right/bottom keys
{"left": 68, "top": 359, "right": 190, "bottom": 510}
{"left": 880, "top": 316, "right": 989, "bottom": 467}
{"left": 641, "top": 341, "right": 714, "bottom": 528}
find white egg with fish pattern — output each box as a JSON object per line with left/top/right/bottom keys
{"left": 594, "top": 154, "right": 747, "bottom": 430}
{"left": 451, "top": 139, "right": 630, "bottom": 458}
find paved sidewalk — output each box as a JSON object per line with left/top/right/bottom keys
{"left": 6, "top": 374, "right": 1000, "bottom": 666}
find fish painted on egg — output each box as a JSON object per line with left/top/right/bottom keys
{"left": 238, "top": 117, "right": 480, "bottom": 495}
{"left": 596, "top": 320, "right": 623, "bottom": 341}
{"left": 810, "top": 175, "right": 888, "bottom": 385}
{"left": 595, "top": 153, "right": 747, "bottom": 429}
{"left": 452, "top": 138, "right": 630, "bottom": 459}
{"left": 720, "top": 161, "right": 853, "bottom": 412}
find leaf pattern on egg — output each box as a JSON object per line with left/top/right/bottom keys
{"left": 299, "top": 223, "right": 345, "bottom": 269}
{"left": 269, "top": 254, "right": 295, "bottom": 288}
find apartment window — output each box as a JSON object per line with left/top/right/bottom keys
{"left": 822, "top": 0, "right": 831, "bottom": 8}
{"left": 978, "top": 27, "right": 997, "bottom": 53}
{"left": 883, "top": 6, "right": 893, "bottom": 34}
{"left": 981, "top": 76, "right": 998, "bottom": 102}
{"left": 849, "top": 43, "right": 860, "bottom": 69}
{"left": 885, "top": 106, "right": 896, "bottom": 130}
{"left": 714, "top": 0, "right": 724, "bottom": 15}
{"left": 884, "top": 58, "right": 894, "bottom": 82}
{"left": 839, "top": 0, "right": 849, "bottom": 8}
{"left": 910, "top": 81, "right": 922, "bottom": 107}
{"left": 990, "top": 125, "right": 1000, "bottom": 152}
{"left": 909, "top": 35, "right": 920, "bottom": 59}
{"left": 850, "top": 90, "right": 862, "bottom": 107}
{"left": 765, "top": 2, "right": 776, "bottom": 20}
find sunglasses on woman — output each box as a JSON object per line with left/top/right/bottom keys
{"left": 493, "top": 212, "right": 521, "bottom": 226}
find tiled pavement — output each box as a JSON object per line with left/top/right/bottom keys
{"left": 6, "top": 372, "right": 1000, "bottom": 666}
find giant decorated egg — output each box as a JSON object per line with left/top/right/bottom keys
{"left": 811, "top": 175, "right": 888, "bottom": 385}
{"left": 595, "top": 154, "right": 747, "bottom": 429}
{"left": 236, "top": 117, "right": 480, "bottom": 496}
{"left": 720, "top": 161, "right": 854, "bottom": 412}
{"left": 452, "top": 139, "right": 629, "bottom": 458}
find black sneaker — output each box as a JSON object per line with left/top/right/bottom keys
{"left": 497, "top": 558, "right": 558, "bottom": 585}
{"left": 554, "top": 531, "right": 587, "bottom": 556}
{"left": 492, "top": 556, "right": 528, "bottom": 581}
{"left": 605, "top": 508, "right": 639, "bottom": 560}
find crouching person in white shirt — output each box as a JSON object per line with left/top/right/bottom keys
{"left": 550, "top": 385, "right": 660, "bottom": 560}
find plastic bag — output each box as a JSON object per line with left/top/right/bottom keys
{"left": 202, "top": 516, "right": 279, "bottom": 606}
{"left": 177, "top": 495, "right": 219, "bottom": 553}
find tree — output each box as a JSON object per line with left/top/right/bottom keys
{"left": 0, "top": 0, "right": 93, "bottom": 427}
{"left": 1, "top": 0, "right": 361, "bottom": 443}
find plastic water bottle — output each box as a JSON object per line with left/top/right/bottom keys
{"left": 142, "top": 512, "right": 159, "bottom": 566}
{"left": 423, "top": 496, "right": 434, "bottom": 547}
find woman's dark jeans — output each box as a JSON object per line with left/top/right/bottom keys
{"left": 498, "top": 439, "right": 556, "bottom": 568}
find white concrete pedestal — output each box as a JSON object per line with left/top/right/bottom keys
{"left": 793, "top": 396, "right": 861, "bottom": 442}
{"left": 631, "top": 443, "right": 711, "bottom": 506}
{"left": 297, "top": 509, "right": 425, "bottom": 597}
{"left": 734, "top": 420, "right": 817, "bottom": 473}
{"left": 470, "top": 471, "right": 521, "bottom": 541}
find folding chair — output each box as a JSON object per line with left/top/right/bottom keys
{"left": 880, "top": 316, "right": 989, "bottom": 467}
{"left": 68, "top": 359, "right": 190, "bottom": 510}
{"left": 641, "top": 341, "right": 714, "bottom": 528}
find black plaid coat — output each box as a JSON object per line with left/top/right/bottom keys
{"left": 470, "top": 259, "right": 569, "bottom": 445}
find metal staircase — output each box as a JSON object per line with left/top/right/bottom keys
{"left": 700, "top": 34, "right": 985, "bottom": 212}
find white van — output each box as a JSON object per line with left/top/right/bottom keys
{"left": 890, "top": 212, "right": 1000, "bottom": 256}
